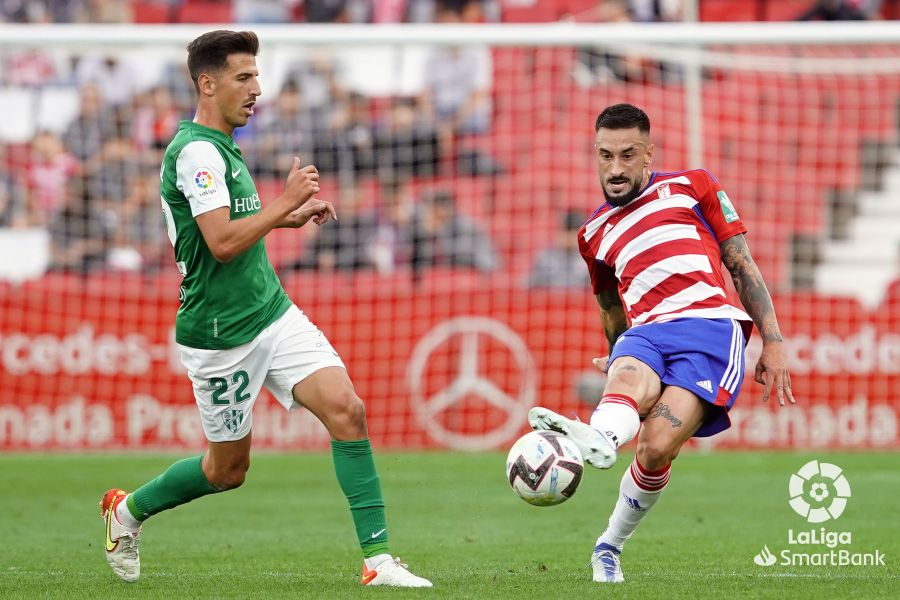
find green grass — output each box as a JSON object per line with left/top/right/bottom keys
{"left": 0, "top": 451, "right": 896, "bottom": 599}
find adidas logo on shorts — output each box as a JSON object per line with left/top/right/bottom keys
{"left": 696, "top": 380, "right": 713, "bottom": 393}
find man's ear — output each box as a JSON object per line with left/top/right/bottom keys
{"left": 197, "top": 72, "right": 216, "bottom": 97}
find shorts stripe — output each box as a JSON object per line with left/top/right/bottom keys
{"left": 719, "top": 320, "right": 741, "bottom": 392}
{"left": 725, "top": 319, "right": 744, "bottom": 392}
{"left": 717, "top": 319, "right": 737, "bottom": 391}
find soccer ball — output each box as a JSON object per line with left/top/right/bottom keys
{"left": 505, "top": 431, "right": 584, "bottom": 506}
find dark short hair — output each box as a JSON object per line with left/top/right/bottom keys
{"left": 595, "top": 103, "right": 650, "bottom": 135}
{"left": 187, "top": 30, "right": 259, "bottom": 91}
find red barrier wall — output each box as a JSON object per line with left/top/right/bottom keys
{"left": 1, "top": 273, "right": 897, "bottom": 450}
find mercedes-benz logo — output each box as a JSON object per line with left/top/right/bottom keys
{"left": 407, "top": 317, "right": 536, "bottom": 450}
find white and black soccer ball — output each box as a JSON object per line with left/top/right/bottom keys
{"left": 505, "top": 431, "right": 584, "bottom": 507}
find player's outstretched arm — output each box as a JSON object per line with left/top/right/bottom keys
{"left": 196, "top": 158, "right": 321, "bottom": 262}
{"left": 720, "top": 233, "right": 795, "bottom": 406}
{"left": 592, "top": 289, "right": 629, "bottom": 373}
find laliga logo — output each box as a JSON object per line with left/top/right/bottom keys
{"left": 788, "top": 460, "right": 851, "bottom": 523}
{"left": 753, "top": 461, "right": 883, "bottom": 569}
{"left": 753, "top": 545, "right": 777, "bottom": 567}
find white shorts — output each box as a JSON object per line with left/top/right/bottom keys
{"left": 178, "top": 304, "right": 345, "bottom": 442}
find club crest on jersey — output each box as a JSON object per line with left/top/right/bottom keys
{"left": 718, "top": 190, "right": 739, "bottom": 223}
{"left": 194, "top": 169, "right": 217, "bottom": 196}
{"left": 657, "top": 183, "right": 671, "bottom": 198}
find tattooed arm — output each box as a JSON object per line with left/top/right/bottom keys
{"left": 720, "top": 234, "right": 795, "bottom": 406}
{"left": 597, "top": 288, "right": 629, "bottom": 355}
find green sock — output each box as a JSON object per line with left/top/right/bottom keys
{"left": 331, "top": 439, "right": 390, "bottom": 558}
{"left": 126, "top": 455, "right": 220, "bottom": 521}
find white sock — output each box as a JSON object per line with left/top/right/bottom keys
{"left": 364, "top": 553, "right": 392, "bottom": 570}
{"left": 590, "top": 394, "right": 640, "bottom": 448}
{"left": 115, "top": 495, "right": 143, "bottom": 531}
{"left": 598, "top": 458, "right": 671, "bottom": 550}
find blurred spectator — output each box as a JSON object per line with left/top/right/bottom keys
{"left": 375, "top": 96, "right": 440, "bottom": 177}
{"left": 24, "top": 131, "right": 79, "bottom": 226}
{"left": 62, "top": 83, "right": 121, "bottom": 161}
{"left": 370, "top": 0, "right": 445, "bottom": 22}
{"left": 1, "top": 51, "right": 57, "bottom": 86}
{"left": 47, "top": 197, "right": 111, "bottom": 272}
{"left": 82, "top": 137, "right": 144, "bottom": 209}
{"left": 420, "top": 0, "right": 493, "bottom": 138}
{"left": 47, "top": 135, "right": 138, "bottom": 272}
{"left": 0, "top": 0, "right": 81, "bottom": 22}
{"left": 131, "top": 85, "right": 180, "bottom": 159}
{"left": 406, "top": 0, "right": 438, "bottom": 21}
{"left": 292, "top": 186, "right": 378, "bottom": 271}
{"left": 527, "top": 209, "right": 590, "bottom": 289}
{"left": 284, "top": 56, "right": 345, "bottom": 110}
{"left": 0, "top": 0, "right": 34, "bottom": 21}
{"left": 109, "top": 172, "right": 167, "bottom": 271}
{"left": 797, "top": 0, "right": 869, "bottom": 20}
{"left": 371, "top": 173, "right": 418, "bottom": 272}
{"left": 249, "top": 79, "right": 326, "bottom": 178}
{"left": 411, "top": 190, "right": 498, "bottom": 272}
{"left": 74, "top": 54, "right": 139, "bottom": 106}
{"left": 235, "top": 0, "right": 298, "bottom": 22}
{"left": 421, "top": 0, "right": 501, "bottom": 176}
{"left": 161, "top": 61, "right": 197, "bottom": 117}
{"left": 0, "top": 167, "right": 28, "bottom": 228}
{"left": 629, "top": 0, "right": 681, "bottom": 22}
{"left": 81, "top": 0, "right": 133, "bottom": 22}
{"left": 318, "top": 91, "right": 376, "bottom": 177}
{"left": 574, "top": 0, "right": 675, "bottom": 86}
{"left": 304, "top": 0, "right": 350, "bottom": 21}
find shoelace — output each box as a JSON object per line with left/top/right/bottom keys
{"left": 117, "top": 531, "right": 140, "bottom": 560}
{"left": 389, "top": 557, "right": 409, "bottom": 570}
{"left": 587, "top": 550, "right": 618, "bottom": 569}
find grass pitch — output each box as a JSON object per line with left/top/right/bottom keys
{"left": 0, "top": 451, "right": 896, "bottom": 599}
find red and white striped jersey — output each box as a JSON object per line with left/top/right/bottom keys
{"left": 579, "top": 169, "right": 751, "bottom": 331}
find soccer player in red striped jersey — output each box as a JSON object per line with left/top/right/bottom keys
{"left": 529, "top": 103, "right": 794, "bottom": 583}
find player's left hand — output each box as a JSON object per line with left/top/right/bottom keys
{"left": 755, "top": 341, "right": 794, "bottom": 407}
{"left": 592, "top": 356, "right": 610, "bottom": 373}
{"left": 282, "top": 200, "right": 337, "bottom": 228}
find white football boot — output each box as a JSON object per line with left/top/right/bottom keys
{"left": 100, "top": 489, "right": 141, "bottom": 583}
{"left": 591, "top": 543, "right": 625, "bottom": 583}
{"left": 528, "top": 406, "right": 617, "bottom": 469}
{"left": 360, "top": 556, "right": 432, "bottom": 588}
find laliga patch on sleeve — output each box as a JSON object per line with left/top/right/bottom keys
{"left": 193, "top": 168, "right": 218, "bottom": 196}
{"left": 717, "top": 190, "right": 739, "bottom": 223}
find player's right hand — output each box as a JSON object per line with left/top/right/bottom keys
{"left": 283, "top": 157, "right": 320, "bottom": 208}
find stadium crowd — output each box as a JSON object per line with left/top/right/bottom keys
{"left": 0, "top": 0, "right": 896, "bottom": 285}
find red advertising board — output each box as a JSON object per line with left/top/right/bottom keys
{"left": 1, "top": 273, "right": 897, "bottom": 450}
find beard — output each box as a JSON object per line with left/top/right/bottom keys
{"left": 602, "top": 176, "right": 643, "bottom": 207}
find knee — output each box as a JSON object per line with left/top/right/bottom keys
{"left": 636, "top": 440, "right": 677, "bottom": 472}
{"left": 329, "top": 391, "right": 368, "bottom": 439}
{"left": 606, "top": 362, "right": 645, "bottom": 391}
{"left": 206, "top": 457, "right": 250, "bottom": 491}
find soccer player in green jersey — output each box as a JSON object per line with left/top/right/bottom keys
{"left": 100, "top": 30, "right": 431, "bottom": 588}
